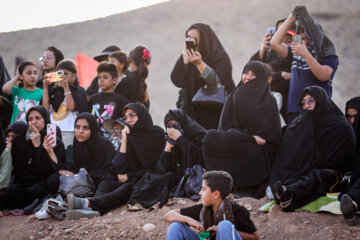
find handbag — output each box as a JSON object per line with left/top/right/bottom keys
{"left": 58, "top": 168, "right": 95, "bottom": 198}
{"left": 192, "top": 76, "right": 225, "bottom": 108}
{"left": 171, "top": 165, "right": 205, "bottom": 201}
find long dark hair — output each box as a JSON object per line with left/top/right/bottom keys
{"left": 130, "top": 45, "right": 151, "bottom": 103}
{"left": 45, "top": 46, "right": 64, "bottom": 67}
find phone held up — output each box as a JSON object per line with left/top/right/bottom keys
{"left": 47, "top": 123, "right": 57, "bottom": 147}
{"left": 185, "top": 40, "right": 196, "bottom": 51}
{"left": 45, "top": 70, "right": 64, "bottom": 83}
{"left": 266, "top": 27, "right": 276, "bottom": 36}
{"left": 292, "top": 34, "right": 302, "bottom": 56}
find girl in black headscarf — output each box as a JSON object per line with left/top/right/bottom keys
{"left": 271, "top": 86, "right": 356, "bottom": 212}
{"left": 62, "top": 112, "right": 117, "bottom": 192}
{"left": 203, "top": 61, "right": 282, "bottom": 198}
{"left": 171, "top": 23, "right": 235, "bottom": 129}
{"left": 345, "top": 97, "right": 360, "bottom": 147}
{"left": 157, "top": 109, "right": 206, "bottom": 176}
{"left": 0, "top": 105, "right": 66, "bottom": 209}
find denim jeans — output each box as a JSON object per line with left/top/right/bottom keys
{"left": 165, "top": 220, "right": 242, "bottom": 240}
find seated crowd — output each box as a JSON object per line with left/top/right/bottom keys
{"left": 0, "top": 5, "right": 359, "bottom": 239}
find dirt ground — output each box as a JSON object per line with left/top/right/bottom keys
{"left": 1, "top": 0, "right": 360, "bottom": 239}
{"left": 0, "top": 197, "right": 359, "bottom": 240}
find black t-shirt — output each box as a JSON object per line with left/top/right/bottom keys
{"left": 180, "top": 203, "right": 257, "bottom": 234}
{"left": 88, "top": 92, "right": 129, "bottom": 136}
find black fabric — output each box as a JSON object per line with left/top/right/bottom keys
{"left": 72, "top": 113, "right": 116, "bottom": 175}
{"left": 115, "top": 71, "right": 150, "bottom": 109}
{"left": 345, "top": 96, "right": 360, "bottom": 149}
{"left": 0, "top": 99, "right": 12, "bottom": 133}
{"left": 0, "top": 54, "right": 10, "bottom": 96}
{"left": 180, "top": 203, "right": 257, "bottom": 234}
{"left": 157, "top": 109, "right": 206, "bottom": 176}
{"left": 124, "top": 103, "right": 165, "bottom": 180}
{"left": 0, "top": 124, "right": 5, "bottom": 154}
{"left": 171, "top": 23, "right": 235, "bottom": 129}
{"left": 48, "top": 85, "right": 64, "bottom": 112}
{"left": 203, "top": 61, "right": 281, "bottom": 193}
{"left": 250, "top": 49, "right": 292, "bottom": 119}
{"left": 270, "top": 86, "right": 356, "bottom": 208}
{"left": 86, "top": 76, "right": 99, "bottom": 97}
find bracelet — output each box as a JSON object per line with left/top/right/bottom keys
{"left": 281, "top": 71, "right": 285, "bottom": 79}
{"left": 64, "top": 92, "right": 71, "bottom": 96}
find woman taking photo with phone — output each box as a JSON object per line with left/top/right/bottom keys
{"left": 0, "top": 105, "right": 66, "bottom": 210}
{"left": 171, "top": 23, "right": 235, "bottom": 129}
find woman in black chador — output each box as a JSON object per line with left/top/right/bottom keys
{"left": 202, "top": 61, "right": 282, "bottom": 198}
{"left": 271, "top": 86, "right": 356, "bottom": 212}
{"left": 171, "top": 23, "right": 235, "bottom": 129}
{"left": 0, "top": 105, "right": 66, "bottom": 209}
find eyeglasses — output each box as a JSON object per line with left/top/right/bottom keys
{"left": 109, "top": 129, "right": 122, "bottom": 134}
{"left": 123, "top": 112, "right": 137, "bottom": 121}
{"left": 301, "top": 97, "right": 315, "bottom": 107}
{"left": 39, "top": 55, "right": 53, "bottom": 62}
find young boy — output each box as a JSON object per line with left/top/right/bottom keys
{"left": 164, "top": 170, "right": 259, "bottom": 240}
{"left": 88, "top": 62, "right": 128, "bottom": 137}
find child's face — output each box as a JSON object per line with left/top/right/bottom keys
{"left": 109, "top": 57, "right": 124, "bottom": 73}
{"left": 199, "top": 180, "right": 216, "bottom": 207}
{"left": 6, "top": 131, "right": 15, "bottom": 145}
{"left": 98, "top": 72, "right": 116, "bottom": 92}
{"left": 60, "top": 68, "right": 76, "bottom": 86}
{"left": 20, "top": 65, "right": 38, "bottom": 87}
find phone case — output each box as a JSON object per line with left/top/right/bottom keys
{"left": 47, "top": 124, "right": 57, "bottom": 147}
{"left": 45, "top": 70, "right": 64, "bottom": 83}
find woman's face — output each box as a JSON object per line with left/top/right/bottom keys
{"left": 75, "top": 119, "right": 91, "bottom": 142}
{"left": 242, "top": 70, "right": 256, "bottom": 84}
{"left": 124, "top": 108, "right": 138, "bottom": 127}
{"left": 346, "top": 108, "right": 358, "bottom": 124}
{"left": 41, "top": 50, "right": 56, "bottom": 71}
{"left": 186, "top": 28, "right": 201, "bottom": 51}
{"left": 27, "top": 110, "right": 45, "bottom": 132}
{"left": 301, "top": 94, "right": 316, "bottom": 111}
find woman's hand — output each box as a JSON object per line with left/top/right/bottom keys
{"left": 117, "top": 174, "right": 128, "bottom": 183}
{"left": 43, "top": 77, "right": 51, "bottom": 90}
{"left": 187, "top": 49, "right": 203, "bottom": 67}
{"left": 281, "top": 71, "right": 291, "bottom": 80}
{"left": 121, "top": 126, "right": 130, "bottom": 141}
{"left": 59, "top": 170, "right": 75, "bottom": 176}
{"left": 259, "top": 33, "right": 272, "bottom": 60}
{"left": 167, "top": 127, "right": 181, "bottom": 141}
{"left": 30, "top": 127, "right": 41, "bottom": 147}
{"left": 253, "top": 135, "right": 266, "bottom": 145}
{"left": 165, "top": 141, "right": 175, "bottom": 152}
{"left": 291, "top": 41, "right": 309, "bottom": 58}
{"left": 43, "top": 135, "right": 55, "bottom": 153}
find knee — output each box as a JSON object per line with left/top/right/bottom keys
{"left": 168, "top": 222, "right": 184, "bottom": 232}
{"left": 217, "top": 220, "right": 233, "bottom": 232}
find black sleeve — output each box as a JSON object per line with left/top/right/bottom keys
{"left": 286, "top": 46, "right": 293, "bottom": 62}
{"left": 175, "top": 136, "right": 204, "bottom": 168}
{"left": 86, "top": 76, "right": 99, "bottom": 97}
{"left": 249, "top": 50, "right": 262, "bottom": 62}
{"left": 155, "top": 151, "right": 172, "bottom": 174}
{"left": 180, "top": 204, "right": 203, "bottom": 222}
{"left": 170, "top": 56, "right": 187, "bottom": 88}
{"left": 232, "top": 203, "right": 257, "bottom": 234}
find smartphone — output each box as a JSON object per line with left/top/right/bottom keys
{"left": 45, "top": 70, "right": 64, "bottom": 83}
{"left": 47, "top": 123, "right": 57, "bottom": 147}
{"left": 292, "top": 34, "right": 302, "bottom": 44}
{"left": 266, "top": 27, "right": 276, "bottom": 35}
{"left": 185, "top": 40, "right": 195, "bottom": 50}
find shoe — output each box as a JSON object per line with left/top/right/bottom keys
{"left": 67, "top": 194, "right": 86, "bottom": 210}
{"left": 279, "top": 188, "right": 293, "bottom": 210}
{"left": 33, "top": 193, "right": 52, "bottom": 213}
{"left": 66, "top": 209, "right": 100, "bottom": 220}
{"left": 340, "top": 194, "right": 358, "bottom": 226}
{"left": 46, "top": 205, "right": 67, "bottom": 221}
{"left": 24, "top": 198, "right": 40, "bottom": 214}
{"left": 35, "top": 196, "right": 66, "bottom": 220}
{"left": 273, "top": 181, "right": 284, "bottom": 204}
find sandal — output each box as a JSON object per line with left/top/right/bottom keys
{"left": 127, "top": 203, "right": 143, "bottom": 211}
{"left": 46, "top": 205, "right": 67, "bottom": 221}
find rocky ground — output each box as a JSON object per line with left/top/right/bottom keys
{"left": 1, "top": 197, "right": 360, "bottom": 240}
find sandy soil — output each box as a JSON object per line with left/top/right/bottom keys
{"left": 0, "top": 0, "right": 360, "bottom": 239}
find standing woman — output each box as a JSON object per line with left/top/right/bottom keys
{"left": 115, "top": 45, "right": 151, "bottom": 109}
{"left": 0, "top": 105, "right": 66, "bottom": 209}
{"left": 171, "top": 23, "right": 235, "bottom": 129}
{"left": 36, "top": 46, "right": 64, "bottom": 88}
{"left": 202, "top": 61, "right": 282, "bottom": 198}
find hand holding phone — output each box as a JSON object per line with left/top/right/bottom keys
{"left": 266, "top": 27, "right": 276, "bottom": 36}
{"left": 46, "top": 124, "right": 57, "bottom": 147}
{"left": 185, "top": 40, "right": 196, "bottom": 50}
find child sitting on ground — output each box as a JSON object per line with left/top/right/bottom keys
{"left": 88, "top": 62, "right": 128, "bottom": 137}
{"left": 164, "top": 170, "right": 259, "bottom": 240}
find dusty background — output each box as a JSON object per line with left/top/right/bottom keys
{"left": 0, "top": 0, "right": 360, "bottom": 239}
{"left": 0, "top": 0, "right": 359, "bottom": 125}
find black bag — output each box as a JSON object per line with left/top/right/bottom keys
{"left": 59, "top": 168, "right": 95, "bottom": 197}
{"left": 171, "top": 165, "right": 205, "bottom": 201}
{"left": 192, "top": 77, "right": 225, "bottom": 108}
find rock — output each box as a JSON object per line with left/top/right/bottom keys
{"left": 48, "top": 225, "right": 53, "bottom": 230}
{"left": 120, "top": 230, "right": 129, "bottom": 236}
{"left": 29, "top": 236, "right": 35, "bottom": 240}
{"left": 244, "top": 203, "right": 252, "bottom": 211}
{"left": 158, "top": 206, "right": 170, "bottom": 214}
{"left": 64, "top": 229, "right": 73, "bottom": 234}
{"left": 143, "top": 223, "right": 156, "bottom": 232}
{"left": 38, "top": 231, "right": 44, "bottom": 237}
{"left": 53, "top": 232, "right": 61, "bottom": 238}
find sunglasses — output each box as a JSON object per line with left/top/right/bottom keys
{"left": 39, "top": 55, "right": 53, "bottom": 62}
{"left": 301, "top": 97, "right": 315, "bottom": 107}
{"left": 109, "top": 129, "right": 122, "bottom": 134}
{"left": 123, "top": 112, "right": 137, "bottom": 121}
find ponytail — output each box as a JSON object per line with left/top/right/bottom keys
{"left": 130, "top": 45, "right": 151, "bottom": 80}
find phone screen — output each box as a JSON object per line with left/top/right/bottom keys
{"left": 186, "top": 40, "right": 195, "bottom": 50}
